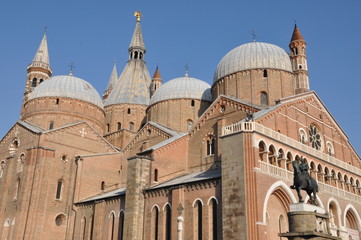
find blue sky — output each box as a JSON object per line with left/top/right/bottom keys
{"left": 0, "top": 0, "right": 360, "bottom": 155}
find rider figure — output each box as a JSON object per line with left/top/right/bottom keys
{"left": 299, "top": 157, "right": 312, "bottom": 187}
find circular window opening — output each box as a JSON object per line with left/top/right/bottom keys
{"left": 55, "top": 214, "right": 66, "bottom": 226}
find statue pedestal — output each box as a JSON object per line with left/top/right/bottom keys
{"left": 279, "top": 203, "right": 341, "bottom": 240}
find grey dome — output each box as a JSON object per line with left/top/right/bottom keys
{"left": 214, "top": 42, "right": 293, "bottom": 82}
{"left": 29, "top": 75, "right": 103, "bottom": 109}
{"left": 150, "top": 76, "right": 212, "bottom": 105}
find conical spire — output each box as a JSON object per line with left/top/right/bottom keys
{"left": 152, "top": 66, "right": 161, "bottom": 80}
{"left": 128, "top": 11, "right": 146, "bottom": 60}
{"left": 290, "top": 24, "right": 304, "bottom": 42}
{"left": 32, "top": 33, "right": 50, "bottom": 66}
{"left": 106, "top": 62, "right": 118, "bottom": 90}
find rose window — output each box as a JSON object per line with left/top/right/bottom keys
{"left": 309, "top": 125, "right": 322, "bottom": 150}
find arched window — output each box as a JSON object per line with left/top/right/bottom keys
{"left": 18, "top": 154, "right": 25, "bottom": 172}
{"left": 194, "top": 200, "right": 203, "bottom": 240}
{"left": 191, "top": 100, "right": 195, "bottom": 107}
{"left": 106, "top": 124, "right": 110, "bottom": 133}
{"left": 108, "top": 212, "right": 115, "bottom": 240}
{"left": 129, "top": 122, "right": 134, "bottom": 131}
{"left": 101, "top": 181, "right": 105, "bottom": 191}
{"left": 152, "top": 206, "right": 159, "bottom": 240}
{"left": 258, "top": 141, "right": 267, "bottom": 162}
{"left": 187, "top": 120, "right": 193, "bottom": 131}
{"left": 139, "top": 52, "right": 143, "bottom": 60}
{"left": 260, "top": 92, "right": 268, "bottom": 105}
{"left": 15, "top": 178, "right": 20, "bottom": 199}
{"left": 32, "top": 78, "right": 37, "bottom": 87}
{"left": 210, "top": 198, "right": 218, "bottom": 240}
{"left": 345, "top": 209, "right": 359, "bottom": 233}
{"left": 56, "top": 180, "right": 63, "bottom": 200}
{"left": 165, "top": 204, "right": 171, "bottom": 240}
{"left": 154, "top": 169, "right": 158, "bottom": 182}
{"left": 49, "top": 122, "right": 54, "bottom": 130}
{"left": 207, "top": 137, "right": 215, "bottom": 155}
{"left": 299, "top": 128, "right": 308, "bottom": 144}
{"left": 134, "top": 51, "right": 138, "bottom": 59}
{"left": 118, "top": 211, "right": 125, "bottom": 240}
{"left": 326, "top": 142, "right": 334, "bottom": 156}
{"left": 286, "top": 152, "right": 293, "bottom": 171}
{"left": 268, "top": 145, "right": 276, "bottom": 165}
{"left": 263, "top": 70, "right": 268, "bottom": 78}
{"left": 117, "top": 122, "right": 121, "bottom": 131}
{"left": 127, "top": 108, "right": 131, "bottom": 114}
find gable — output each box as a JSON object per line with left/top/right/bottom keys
{"left": 256, "top": 91, "right": 360, "bottom": 163}
{"left": 42, "top": 121, "right": 117, "bottom": 154}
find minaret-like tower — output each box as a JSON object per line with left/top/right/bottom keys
{"left": 103, "top": 63, "right": 118, "bottom": 101}
{"left": 289, "top": 24, "right": 309, "bottom": 94}
{"left": 24, "top": 33, "right": 52, "bottom": 103}
{"left": 150, "top": 66, "right": 162, "bottom": 96}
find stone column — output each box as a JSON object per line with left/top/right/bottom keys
{"left": 123, "top": 155, "right": 152, "bottom": 240}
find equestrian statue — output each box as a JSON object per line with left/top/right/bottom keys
{"left": 290, "top": 157, "right": 319, "bottom": 205}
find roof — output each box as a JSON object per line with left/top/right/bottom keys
{"left": 17, "top": 121, "right": 44, "bottom": 133}
{"left": 150, "top": 76, "right": 212, "bottom": 105}
{"left": 28, "top": 75, "right": 104, "bottom": 109}
{"left": 147, "top": 168, "right": 221, "bottom": 190}
{"left": 105, "top": 63, "right": 118, "bottom": 92}
{"left": 290, "top": 24, "right": 304, "bottom": 42}
{"left": 77, "top": 188, "right": 126, "bottom": 204}
{"left": 28, "top": 33, "right": 51, "bottom": 72}
{"left": 129, "top": 20, "right": 145, "bottom": 51}
{"left": 213, "top": 42, "right": 293, "bottom": 82}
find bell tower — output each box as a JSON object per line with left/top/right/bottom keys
{"left": 289, "top": 24, "right": 309, "bottom": 94}
{"left": 24, "top": 32, "right": 52, "bottom": 105}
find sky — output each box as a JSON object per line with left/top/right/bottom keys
{"left": 0, "top": 0, "right": 360, "bottom": 155}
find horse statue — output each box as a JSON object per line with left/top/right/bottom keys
{"left": 290, "top": 157, "right": 319, "bottom": 205}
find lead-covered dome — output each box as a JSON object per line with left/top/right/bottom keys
{"left": 29, "top": 75, "right": 103, "bottom": 109}
{"left": 150, "top": 76, "right": 212, "bottom": 105}
{"left": 214, "top": 42, "right": 293, "bottom": 82}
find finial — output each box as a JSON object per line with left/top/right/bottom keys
{"left": 68, "top": 62, "right": 75, "bottom": 76}
{"left": 134, "top": 11, "right": 143, "bottom": 22}
{"left": 251, "top": 29, "right": 256, "bottom": 42}
{"left": 184, "top": 63, "right": 189, "bottom": 77}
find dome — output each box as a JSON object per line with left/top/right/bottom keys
{"left": 150, "top": 76, "right": 212, "bottom": 105}
{"left": 214, "top": 42, "right": 293, "bottom": 82}
{"left": 29, "top": 75, "right": 103, "bottom": 109}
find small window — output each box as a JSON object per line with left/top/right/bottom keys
{"left": 56, "top": 98, "right": 59, "bottom": 105}
{"left": 128, "top": 108, "right": 131, "bottom": 114}
{"left": 106, "top": 124, "right": 110, "bottom": 133}
{"left": 207, "top": 138, "right": 215, "bottom": 155}
{"left": 101, "top": 181, "right": 105, "bottom": 191}
{"left": 40, "top": 79, "right": 44, "bottom": 83}
{"left": 154, "top": 169, "right": 158, "bottom": 182}
{"left": 129, "top": 122, "right": 134, "bottom": 132}
{"left": 260, "top": 92, "right": 268, "bottom": 105}
{"left": 263, "top": 70, "right": 268, "bottom": 78}
{"left": 31, "top": 78, "right": 37, "bottom": 87}
{"left": 299, "top": 65, "right": 302, "bottom": 69}
{"left": 17, "top": 154, "right": 25, "bottom": 172}
{"left": 187, "top": 120, "right": 193, "bottom": 131}
{"left": 56, "top": 180, "right": 63, "bottom": 200}
{"left": 0, "top": 161, "right": 5, "bottom": 178}
{"left": 134, "top": 51, "right": 138, "bottom": 59}
{"left": 117, "top": 122, "right": 121, "bottom": 131}
{"left": 295, "top": 48, "right": 298, "bottom": 55}
{"left": 191, "top": 100, "right": 195, "bottom": 107}
{"left": 49, "top": 122, "right": 54, "bottom": 130}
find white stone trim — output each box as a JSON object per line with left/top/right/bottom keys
{"left": 192, "top": 198, "right": 204, "bottom": 207}
{"left": 207, "top": 196, "right": 218, "bottom": 206}
{"left": 162, "top": 202, "right": 172, "bottom": 211}
{"left": 108, "top": 211, "right": 116, "bottom": 218}
{"left": 343, "top": 204, "right": 361, "bottom": 231}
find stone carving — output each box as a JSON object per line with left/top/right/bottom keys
{"left": 291, "top": 157, "right": 319, "bottom": 204}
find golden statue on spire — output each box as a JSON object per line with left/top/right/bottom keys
{"left": 134, "top": 11, "right": 142, "bottom": 21}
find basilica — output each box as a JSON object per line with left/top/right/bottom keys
{"left": 0, "top": 12, "right": 360, "bottom": 240}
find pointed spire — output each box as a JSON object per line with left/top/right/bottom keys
{"left": 129, "top": 11, "right": 145, "bottom": 52}
{"left": 291, "top": 24, "right": 304, "bottom": 42}
{"left": 32, "top": 32, "right": 50, "bottom": 66}
{"left": 152, "top": 66, "right": 161, "bottom": 79}
{"left": 103, "top": 62, "right": 119, "bottom": 100}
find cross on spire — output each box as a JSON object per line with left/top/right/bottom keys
{"left": 251, "top": 29, "right": 256, "bottom": 42}
{"left": 184, "top": 63, "right": 189, "bottom": 77}
{"left": 68, "top": 62, "right": 75, "bottom": 76}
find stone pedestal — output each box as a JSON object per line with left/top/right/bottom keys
{"left": 279, "top": 203, "right": 341, "bottom": 240}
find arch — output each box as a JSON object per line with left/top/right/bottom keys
{"left": 258, "top": 141, "right": 267, "bottom": 162}
{"left": 317, "top": 164, "right": 324, "bottom": 182}
{"left": 309, "top": 161, "right": 316, "bottom": 178}
{"left": 260, "top": 91, "right": 268, "bottom": 105}
{"left": 268, "top": 145, "right": 276, "bottom": 165}
{"left": 324, "top": 167, "right": 330, "bottom": 185}
{"left": 261, "top": 181, "right": 297, "bottom": 224}
{"left": 17, "top": 153, "right": 25, "bottom": 172}
{"left": 207, "top": 196, "right": 219, "bottom": 206}
{"left": 193, "top": 199, "right": 203, "bottom": 240}
{"left": 118, "top": 210, "right": 125, "bottom": 240}
{"left": 330, "top": 169, "right": 337, "bottom": 187}
{"left": 327, "top": 197, "right": 342, "bottom": 229}
{"left": 350, "top": 177, "right": 356, "bottom": 194}
{"left": 164, "top": 203, "right": 172, "bottom": 240}
{"left": 299, "top": 128, "right": 308, "bottom": 144}
{"left": 277, "top": 148, "right": 285, "bottom": 168}
{"left": 129, "top": 122, "right": 134, "bottom": 131}
{"left": 326, "top": 141, "right": 334, "bottom": 156}
{"left": 151, "top": 204, "right": 160, "bottom": 240}
{"left": 286, "top": 152, "right": 293, "bottom": 171}
{"left": 117, "top": 122, "right": 121, "bottom": 131}
{"left": 343, "top": 204, "right": 361, "bottom": 231}
{"left": 107, "top": 211, "right": 116, "bottom": 240}
{"left": 192, "top": 198, "right": 204, "bottom": 207}
{"left": 344, "top": 175, "right": 350, "bottom": 192}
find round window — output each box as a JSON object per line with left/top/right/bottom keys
{"left": 309, "top": 125, "right": 322, "bottom": 150}
{"left": 55, "top": 214, "right": 66, "bottom": 226}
